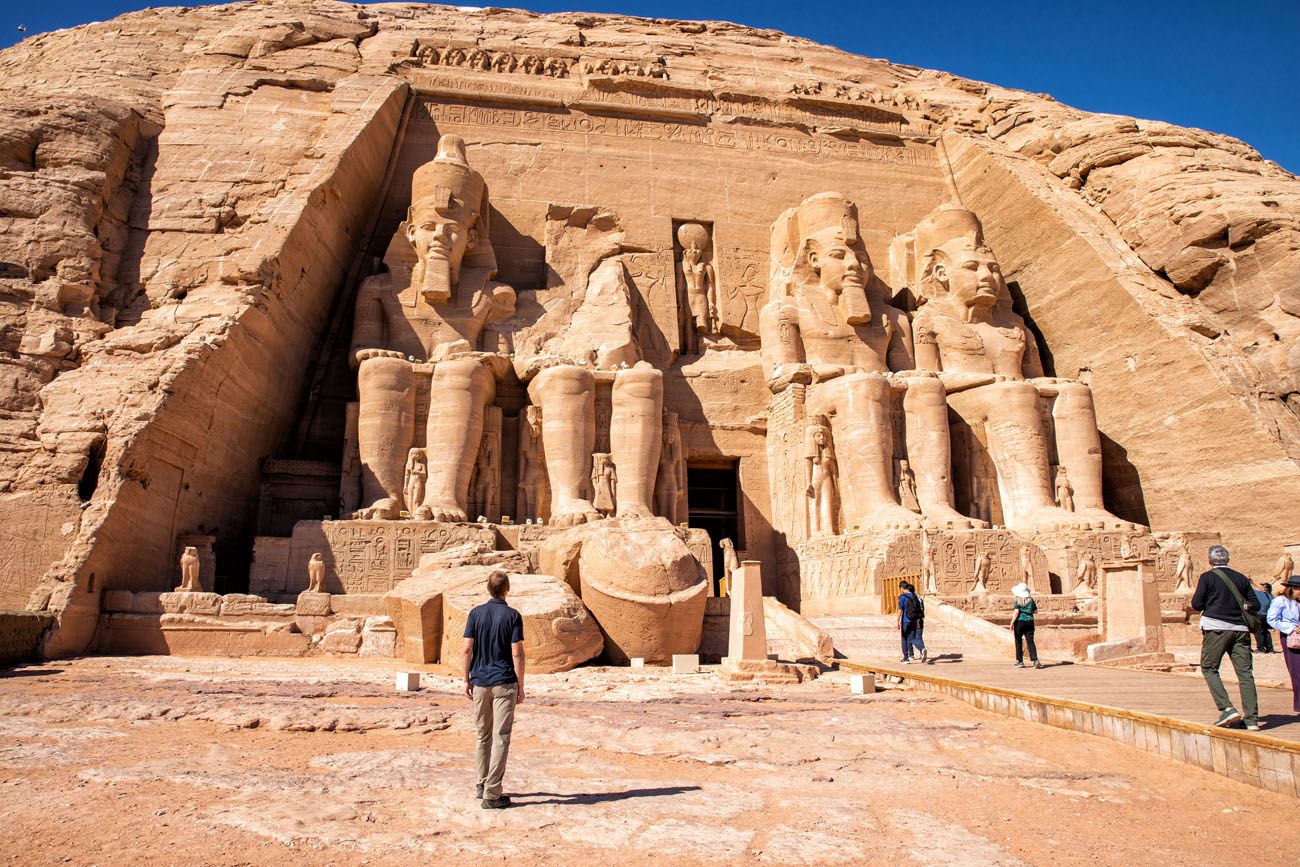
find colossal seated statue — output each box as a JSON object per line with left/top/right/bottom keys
{"left": 905, "top": 204, "right": 1140, "bottom": 533}
{"left": 759, "top": 193, "right": 978, "bottom": 531}
{"left": 350, "top": 135, "right": 515, "bottom": 521}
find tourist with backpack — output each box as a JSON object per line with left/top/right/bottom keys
{"left": 1010, "top": 583, "right": 1043, "bottom": 669}
{"left": 897, "top": 581, "right": 927, "bottom": 664}
{"left": 1190, "top": 545, "right": 1261, "bottom": 730}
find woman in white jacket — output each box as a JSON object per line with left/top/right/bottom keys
{"left": 1266, "top": 574, "right": 1300, "bottom": 713}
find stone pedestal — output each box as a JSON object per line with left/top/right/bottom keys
{"left": 1087, "top": 557, "right": 1173, "bottom": 665}
{"left": 727, "top": 560, "right": 766, "bottom": 662}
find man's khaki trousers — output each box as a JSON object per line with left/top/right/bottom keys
{"left": 473, "top": 684, "right": 517, "bottom": 800}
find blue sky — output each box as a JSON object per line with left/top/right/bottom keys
{"left": 4, "top": 1, "right": 1296, "bottom": 172}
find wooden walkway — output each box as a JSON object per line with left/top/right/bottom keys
{"left": 841, "top": 655, "right": 1300, "bottom": 797}
{"left": 890, "top": 657, "right": 1300, "bottom": 740}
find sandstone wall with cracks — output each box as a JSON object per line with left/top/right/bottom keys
{"left": 0, "top": 0, "right": 1296, "bottom": 655}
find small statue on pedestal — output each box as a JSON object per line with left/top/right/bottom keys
{"left": 177, "top": 546, "right": 201, "bottom": 593}
{"left": 307, "top": 552, "right": 326, "bottom": 593}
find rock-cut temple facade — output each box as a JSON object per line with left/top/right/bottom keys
{"left": 1, "top": 1, "right": 1298, "bottom": 664}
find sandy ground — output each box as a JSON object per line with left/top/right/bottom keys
{"left": 1, "top": 656, "right": 1297, "bottom": 867}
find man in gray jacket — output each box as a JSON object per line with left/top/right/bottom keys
{"left": 1190, "top": 545, "right": 1261, "bottom": 730}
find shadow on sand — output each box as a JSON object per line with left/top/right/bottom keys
{"left": 510, "top": 786, "right": 702, "bottom": 806}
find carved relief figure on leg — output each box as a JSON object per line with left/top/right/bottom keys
{"left": 898, "top": 458, "right": 921, "bottom": 514}
{"left": 516, "top": 405, "right": 548, "bottom": 523}
{"left": 1054, "top": 465, "right": 1074, "bottom": 512}
{"left": 404, "top": 448, "right": 427, "bottom": 518}
{"left": 804, "top": 414, "right": 839, "bottom": 537}
{"left": 591, "top": 453, "right": 617, "bottom": 517}
{"left": 655, "top": 411, "right": 684, "bottom": 522}
{"left": 349, "top": 134, "right": 515, "bottom": 522}
{"left": 903, "top": 204, "right": 1140, "bottom": 533}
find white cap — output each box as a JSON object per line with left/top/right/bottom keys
{"left": 1011, "top": 583, "right": 1032, "bottom": 599}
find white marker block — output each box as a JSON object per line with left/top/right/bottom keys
{"left": 849, "top": 673, "right": 875, "bottom": 695}
{"left": 629, "top": 657, "right": 645, "bottom": 669}
{"left": 395, "top": 671, "right": 421, "bottom": 692}
{"left": 672, "top": 654, "right": 700, "bottom": 674}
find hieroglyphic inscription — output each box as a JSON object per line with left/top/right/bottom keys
{"left": 714, "top": 248, "right": 767, "bottom": 337}
{"left": 930, "top": 529, "right": 1046, "bottom": 595}
{"left": 623, "top": 250, "right": 679, "bottom": 369}
{"left": 423, "top": 102, "right": 936, "bottom": 166}
{"left": 791, "top": 529, "right": 919, "bottom": 602}
{"left": 287, "top": 521, "right": 496, "bottom": 594}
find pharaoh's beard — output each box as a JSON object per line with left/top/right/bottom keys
{"left": 838, "top": 275, "right": 872, "bottom": 325}
{"left": 418, "top": 253, "right": 453, "bottom": 304}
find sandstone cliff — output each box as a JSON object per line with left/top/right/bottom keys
{"left": 1, "top": 0, "right": 1296, "bottom": 654}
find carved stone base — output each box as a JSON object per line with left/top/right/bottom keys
{"left": 721, "top": 657, "right": 819, "bottom": 683}
{"left": 252, "top": 519, "right": 498, "bottom": 596}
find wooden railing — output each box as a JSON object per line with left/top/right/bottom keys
{"left": 880, "top": 573, "right": 921, "bottom": 613}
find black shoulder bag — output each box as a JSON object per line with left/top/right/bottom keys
{"left": 1212, "top": 568, "right": 1263, "bottom": 633}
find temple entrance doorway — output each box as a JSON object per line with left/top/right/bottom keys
{"left": 686, "top": 463, "right": 741, "bottom": 595}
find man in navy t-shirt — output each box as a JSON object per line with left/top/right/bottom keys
{"left": 462, "top": 570, "right": 525, "bottom": 809}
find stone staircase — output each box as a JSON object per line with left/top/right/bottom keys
{"left": 809, "top": 613, "right": 1002, "bottom": 663}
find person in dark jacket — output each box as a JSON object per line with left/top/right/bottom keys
{"left": 1253, "top": 581, "right": 1275, "bottom": 653}
{"left": 1190, "top": 545, "right": 1260, "bottom": 730}
{"left": 897, "top": 581, "right": 927, "bottom": 664}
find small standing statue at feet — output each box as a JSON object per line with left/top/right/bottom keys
{"left": 971, "top": 551, "right": 992, "bottom": 596}
{"left": 516, "top": 405, "right": 547, "bottom": 523}
{"left": 307, "top": 552, "right": 326, "bottom": 593}
{"left": 719, "top": 537, "right": 741, "bottom": 597}
{"left": 805, "top": 414, "right": 839, "bottom": 537}
{"left": 591, "top": 453, "right": 617, "bottom": 518}
{"left": 1071, "top": 553, "right": 1097, "bottom": 597}
{"left": 898, "top": 459, "right": 921, "bottom": 515}
{"left": 177, "top": 546, "right": 201, "bottom": 593}
{"left": 1054, "top": 466, "right": 1074, "bottom": 512}
{"left": 404, "top": 448, "right": 428, "bottom": 519}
